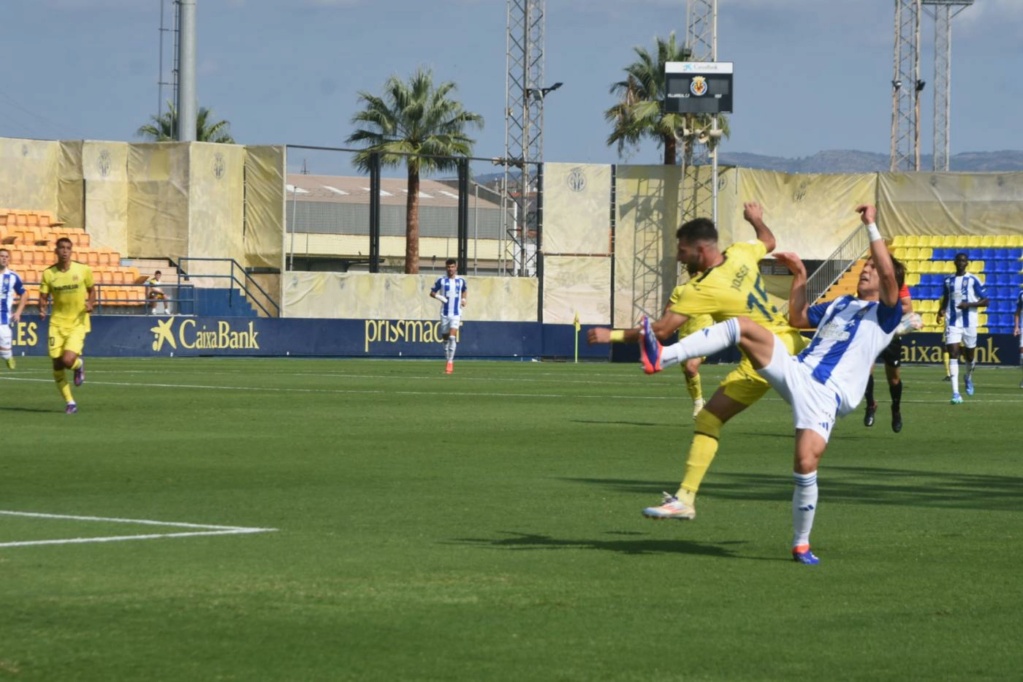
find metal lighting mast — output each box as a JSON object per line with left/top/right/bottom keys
{"left": 890, "top": 0, "right": 922, "bottom": 171}
{"left": 503, "top": 0, "right": 547, "bottom": 276}
{"left": 682, "top": 0, "right": 719, "bottom": 224}
{"left": 924, "top": 0, "right": 973, "bottom": 171}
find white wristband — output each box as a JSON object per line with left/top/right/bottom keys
{"left": 865, "top": 223, "right": 882, "bottom": 242}
{"left": 436, "top": 295, "right": 448, "bottom": 304}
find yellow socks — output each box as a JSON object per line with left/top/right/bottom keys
{"left": 677, "top": 410, "right": 724, "bottom": 503}
{"left": 684, "top": 372, "right": 703, "bottom": 403}
{"left": 53, "top": 369, "right": 74, "bottom": 404}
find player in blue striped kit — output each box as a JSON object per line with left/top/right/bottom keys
{"left": 430, "top": 258, "right": 467, "bottom": 374}
{"left": 639, "top": 205, "right": 902, "bottom": 565}
{"left": 936, "top": 253, "right": 988, "bottom": 404}
{"left": 0, "top": 248, "right": 28, "bottom": 369}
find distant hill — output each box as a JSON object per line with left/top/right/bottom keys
{"left": 717, "top": 149, "right": 1023, "bottom": 173}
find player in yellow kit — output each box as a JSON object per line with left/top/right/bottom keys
{"left": 38, "top": 237, "right": 96, "bottom": 414}
{"left": 589, "top": 202, "right": 808, "bottom": 520}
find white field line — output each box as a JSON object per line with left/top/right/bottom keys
{"left": 0, "top": 375, "right": 687, "bottom": 401}
{"left": 0, "top": 510, "right": 276, "bottom": 549}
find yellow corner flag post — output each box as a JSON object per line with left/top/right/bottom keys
{"left": 573, "top": 312, "right": 581, "bottom": 364}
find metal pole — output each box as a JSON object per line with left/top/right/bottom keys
{"left": 176, "top": 0, "right": 197, "bottom": 141}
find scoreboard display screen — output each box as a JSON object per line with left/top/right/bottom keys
{"left": 664, "top": 62, "right": 733, "bottom": 114}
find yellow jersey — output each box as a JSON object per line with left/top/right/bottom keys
{"left": 668, "top": 240, "right": 804, "bottom": 346}
{"left": 40, "top": 261, "right": 94, "bottom": 330}
{"left": 668, "top": 283, "right": 713, "bottom": 337}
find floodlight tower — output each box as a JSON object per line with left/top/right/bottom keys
{"left": 503, "top": 0, "right": 547, "bottom": 276}
{"left": 890, "top": 0, "right": 922, "bottom": 172}
{"left": 682, "top": 0, "right": 719, "bottom": 224}
{"left": 924, "top": 0, "right": 973, "bottom": 171}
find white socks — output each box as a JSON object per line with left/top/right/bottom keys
{"left": 445, "top": 338, "right": 457, "bottom": 362}
{"left": 660, "top": 318, "right": 740, "bottom": 369}
{"left": 949, "top": 358, "right": 959, "bottom": 393}
{"left": 792, "top": 471, "right": 819, "bottom": 549}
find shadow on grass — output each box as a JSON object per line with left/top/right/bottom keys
{"left": 570, "top": 418, "right": 663, "bottom": 428}
{"left": 451, "top": 531, "right": 759, "bottom": 559}
{"left": 565, "top": 465, "right": 1023, "bottom": 512}
{"left": 0, "top": 405, "right": 59, "bottom": 414}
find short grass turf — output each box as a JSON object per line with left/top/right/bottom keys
{"left": 1, "top": 358, "right": 1021, "bottom": 681}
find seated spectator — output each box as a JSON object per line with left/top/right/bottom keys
{"left": 147, "top": 270, "right": 167, "bottom": 313}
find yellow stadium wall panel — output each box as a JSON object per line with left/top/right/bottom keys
{"left": 544, "top": 163, "right": 613, "bottom": 255}
{"left": 542, "top": 255, "right": 612, "bottom": 325}
{"left": 82, "top": 141, "right": 130, "bottom": 254}
{"left": 878, "top": 172, "right": 1023, "bottom": 237}
{"left": 732, "top": 168, "right": 876, "bottom": 258}
{"left": 0, "top": 138, "right": 61, "bottom": 214}
{"left": 244, "top": 145, "right": 285, "bottom": 271}
{"left": 283, "top": 272, "right": 537, "bottom": 321}
{"left": 58, "top": 141, "right": 84, "bottom": 230}
{"left": 188, "top": 143, "right": 246, "bottom": 277}
{"left": 127, "top": 143, "right": 190, "bottom": 260}
{"left": 613, "top": 164, "right": 683, "bottom": 328}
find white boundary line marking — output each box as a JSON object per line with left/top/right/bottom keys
{"left": 0, "top": 510, "right": 277, "bottom": 549}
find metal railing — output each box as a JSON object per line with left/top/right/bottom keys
{"left": 176, "top": 257, "right": 280, "bottom": 318}
{"left": 804, "top": 228, "right": 870, "bottom": 305}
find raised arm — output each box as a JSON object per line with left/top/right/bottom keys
{"left": 773, "top": 251, "right": 810, "bottom": 328}
{"left": 858, "top": 204, "right": 899, "bottom": 307}
{"left": 743, "top": 201, "right": 776, "bottom": 254}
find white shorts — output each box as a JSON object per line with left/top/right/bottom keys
{"left": 0, "top": 324, "right": 10, "bottom": 348}
{"left": 944, "top": 326, "right": 977, "bottom": 349}
{"left": 757, "top": 338, "right": 840, "bottom": 443}
{"left": 440, "top": 316, "right": 461, "bottom": 336}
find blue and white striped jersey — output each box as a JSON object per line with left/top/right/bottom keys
{"left": 941, "top": 273, "right": 986, "bottom": 329}
{"left": 431, "top": 276, "right": 467, "bottom": 317}
{"left": 802, "top": 295, "right": 902, "bottom": 415}
{"left": 0, "top": 269, "right": 26, "bottom": 325}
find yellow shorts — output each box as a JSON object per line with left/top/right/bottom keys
{"left": 48, "top": 324, "right": 88, "bottom": 359}
{"left": 720, "top": 328, "right": 809, "bottom": 406}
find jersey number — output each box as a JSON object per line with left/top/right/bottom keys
{"left": 745, "top": 275, "right": 776, "bottom": 321}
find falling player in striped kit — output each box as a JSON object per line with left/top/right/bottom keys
{"left": 936, "top": 253, "right": 988, "bottom": 404}
{"left": 0, "top": 248, "right": 28, "bottom": 369}
{"left": 430, "top": 258, "right": 467, "bottom": 374}
{"left": 638, "top": 205, "right": 902, "bottom": 565}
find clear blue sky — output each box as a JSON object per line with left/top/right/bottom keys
{"left": 1, "top": 0, "right": 1020, "bottom": 176}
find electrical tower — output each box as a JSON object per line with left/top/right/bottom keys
{"left": 890, "top": 0, "right": 922, "bottom": 172}
{"left": 503, "top": 0, "right": 546, "bottom": 276}
{"left": 924, "top": 0, "right": 973, "bottom": 171}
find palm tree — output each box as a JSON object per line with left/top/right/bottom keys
{"left": 605, "top": 33, "right": 727, "bottom": 165}
{"left": 347, "top": 68, "right": 484, "bottom": 274}
{"left": 136, "top": 102, "right": 235, "bottom": 143}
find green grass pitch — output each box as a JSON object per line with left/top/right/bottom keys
{"left": 1, "top": 357, "right": 1021, "bottom": 680}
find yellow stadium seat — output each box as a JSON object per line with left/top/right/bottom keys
{"left": 917, "top": 247, "right": 933, "bottom": 260}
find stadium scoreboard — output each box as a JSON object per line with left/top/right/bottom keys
{"left": 664, "top": 62, "right": 733, "bottom": 115}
